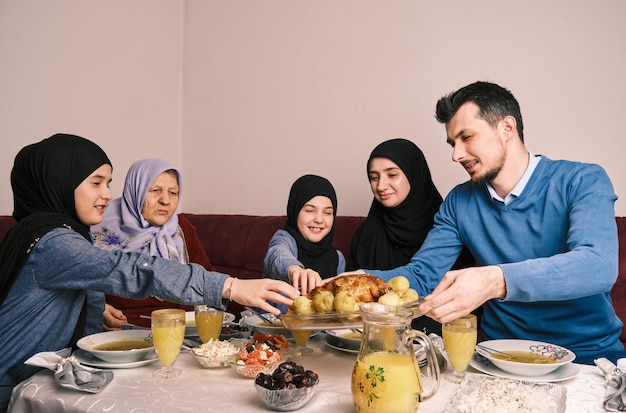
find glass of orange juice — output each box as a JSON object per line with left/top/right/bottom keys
{"left": 194, "top": 305, "right": 224, "bottom": 343}
{"left": 442, "top": 314, "right": 477, "bottom": 383}
{"left": 151, "top": 308, "right": 186, "bottom": 379}
{"left": 290, "top": 329, "right": 313, "bottom": 355}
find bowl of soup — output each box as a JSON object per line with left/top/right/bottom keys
{"left": 476, "top": 339, "right": 575, "bottom": 376}
{"left": 77, "top": 330, "right": 154, "bottom": 363}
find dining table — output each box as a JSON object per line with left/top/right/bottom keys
{"left": 8, "top": 333, "right": 611, "bottom": 413}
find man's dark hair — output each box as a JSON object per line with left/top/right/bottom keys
{"left": 435, "top": 81, "right": 524, "bottom": 142}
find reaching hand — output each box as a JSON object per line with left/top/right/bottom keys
{"left": 226, "top": 278, "right": 300, "bottom": 315}
{"left": 419, "top": 265, "right": 507, "bottom": 323}
{"left": 103, "top": 303, "right": 127, "bottom": 331}
{"left": 287, "top": 265, "right": 323, "bottom": 295}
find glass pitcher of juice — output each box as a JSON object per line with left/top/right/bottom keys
{"left": 351, "top": 302, "right": 440, "bottom": 413}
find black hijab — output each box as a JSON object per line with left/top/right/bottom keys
{"left": 349, "top": 138, "right": 443, "bottom": 270}
{"left": 0, "top": 133, "right": 112, "bottom": 305}
{"left": 282, "top": 174, "right": 339, "bottom": 279}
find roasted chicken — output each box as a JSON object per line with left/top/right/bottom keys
{"left": 308, "top": 274, "right": 391, "bottom": 304}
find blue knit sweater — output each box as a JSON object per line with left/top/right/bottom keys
{"left": 368, "top": 156, "right": 625, "bottom": 364}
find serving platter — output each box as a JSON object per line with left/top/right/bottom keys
{"left": 280, "top": 298, "right": 425, "bottom": 331}
{"left": 470, "top": 353, "right": 580, "bottom": 383}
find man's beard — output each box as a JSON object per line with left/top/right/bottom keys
{"left": 471, "top": 152, "right": 506, "bottom": 186}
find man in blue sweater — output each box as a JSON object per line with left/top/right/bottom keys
{"left": 364, "top": 81, "right": 626, "bottom": 364}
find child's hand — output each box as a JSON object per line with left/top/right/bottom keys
{"left": 287, "top": 265, "right": 323, "bottom": 296}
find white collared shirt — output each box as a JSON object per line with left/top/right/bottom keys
{"left": 487, "top": 151, "right": 541, "bottom": 204}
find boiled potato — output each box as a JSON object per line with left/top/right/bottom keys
{"left": 388, "top": 276, "right": 410, "bottom": 296}
{"left": 400, "top": 288, "right": 419, "bottom": 304}
{"left": 333, "top": 290, "right": 357, "bottom": 312}
{"left": 293, "top": 296, "right": 315, "bottom": 315}
{"left": 312, "top": 290, "right": 335, "bottom": 313}
{"left": 377, "top": 291, "right": 401, "bottom": 306}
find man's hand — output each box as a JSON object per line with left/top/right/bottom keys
{"left": 419, "top": 265, "right": 506, "bottom": 323}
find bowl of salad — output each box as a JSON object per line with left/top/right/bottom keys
{"left": 229, "top": 333, "right": 291, "bottom": 379}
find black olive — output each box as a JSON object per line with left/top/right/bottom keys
{"left": 274, "top": 369, "right": 293, "bottom": 384}
{"left": 277, "top": 361, "right": 298, "bottom": 372}
{"left": 292, "top": 374, "right": 308, "bottom": 388}
{"left": 304, "top": 370, "right": 319, "bottom": 386}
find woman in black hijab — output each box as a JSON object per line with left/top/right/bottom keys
{"left": 0, "top": 134, "right": 298, "bottom": 411}
{"left": 348, "top": 138, "right": 443, "bottom": 271}
{"left": 348, "top": 138, "right": 474, "bottom": 334}
{"left": 263, "top": 174, "right": 345, "bottom": 299}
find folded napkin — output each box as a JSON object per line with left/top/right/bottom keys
{"left": 25, "top": 348, "right": 114, "bottom": 393}
{"left": 595, "top": 357, "right": 626, "bottom": 411}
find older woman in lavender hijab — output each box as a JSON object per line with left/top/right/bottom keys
{"left": 91, "top": 158, "right": 214, "bottom": 329}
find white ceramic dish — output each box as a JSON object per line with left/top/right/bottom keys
{"left": 77, "top": 330, "right": 154, "bottom": 363}
{"left": 185, "top": 311, "right": 235, "bottom": 337}
{"left": 243, "top": 314, "right": 293, "bottom": 338}
{"left": 444, "top": 373, "right": 566, "bottom": 413}
{"left": 325, "top": 329, "right": 362, "bottom": 351}
{"left": 73, "top": 349, "right": 158, "bottom": 369}
{"left": 324, "top": 337, "right": 359, "bottom": 354}
{"left": 476, "top": 339, "right": 575, "bottom": 376}
{"left": 470, "top": 353, "right": 580, "bottom": 383}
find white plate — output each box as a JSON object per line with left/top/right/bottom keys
{"left": 444, "top": 373, "right": 566, "bottom": 412}
{"left": 73, "top": 349, "right": 159, "bottom": 369}
{"left": 325, "top": 329, "right": 362, "bottom": 350}
{"left": 243, "top": 314, "right": 292, "bottom": 337}
{"left": 185, "top": 311, "right": 235, "bottom": 337}
{"left": 476, "top": 339, "right": 575, "bottom": 376}
{"left": 324, "top": 332, "right": 359, "bottom": 354}
{"left": 76, "top": 330, "right": 154, "bottom": 363}
{"left": 470, "top": 353, "right": 580, "bottom": 382}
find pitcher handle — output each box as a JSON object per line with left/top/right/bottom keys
{"left": 405, "top": 329, "right": 440, "bottom": 402}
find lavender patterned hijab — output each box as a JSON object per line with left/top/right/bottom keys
{"left": 91, "top": 159, "right": 186, "bottom": 262}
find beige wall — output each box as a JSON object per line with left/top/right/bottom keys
{"left": 2, "top": 0, "right": 625, "bottom": 217}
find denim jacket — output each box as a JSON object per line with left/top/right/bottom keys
{"left": 0, "top": 227, "right": 228, "bottom": 410}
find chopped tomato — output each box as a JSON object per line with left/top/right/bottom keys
{"left": 234, "top": 334, "right": 287, "bottom": 366}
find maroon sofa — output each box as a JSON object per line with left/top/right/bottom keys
{"left": 2, "top": 214, "right": 626, "bottom": 346}
{"left": 0, "top": 214, "right": 365, "bottom": 319}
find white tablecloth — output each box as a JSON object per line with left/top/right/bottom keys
{"left": 9, "top": 334, "right": 609, "bottom": 413}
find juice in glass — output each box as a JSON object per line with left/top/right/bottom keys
{"left": 194, "top": 307, "right": 224, "bottom": 343}
{"left": 152, "top": 323, "right": 185, "bottom": 366}
{"left": 351, "top": 352, "right": 422, "bottom": 413}
{"left": 442, "top": 325, "right": 477, "bottom": 372}
{"left": 151, "top": 308, "right": 186, "bottom": 378}
{"left": 291, "top": 330, "right": 312, "bottom": 347}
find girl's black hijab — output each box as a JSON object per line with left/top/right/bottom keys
{"left": 282, "top": 174, "right": 339, "bottom": 279}
{"left": 0, "top": 133, "right": 112, "bottom": 305}
{"left": 349, "top": 138, "right": 443, "bottom": 270}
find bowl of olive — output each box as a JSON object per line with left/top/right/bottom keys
{"left": 254, "top": 361, "right": 319, "bottom": 411}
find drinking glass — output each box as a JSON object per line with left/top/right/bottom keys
{"left": 151, "top": 308, "right": 186, "bottom": 379}
{"left": 194, "top": 305, "right": 224, "bottom": 343}
{"left": 290, "top": 329, "right": 313, "bottom": 355}
{"left": 442, "top": 314, "right": 477, "bottom": 383}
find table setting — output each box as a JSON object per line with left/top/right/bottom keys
{"left": 6, "top": 283, "right": 621, "bottom": 413}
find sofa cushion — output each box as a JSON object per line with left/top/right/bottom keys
{"left": 180, "top": 213, "right": 364, "bottom": 279}
{"left": 611, "top": 217, "right": 626, "bottom": 346}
